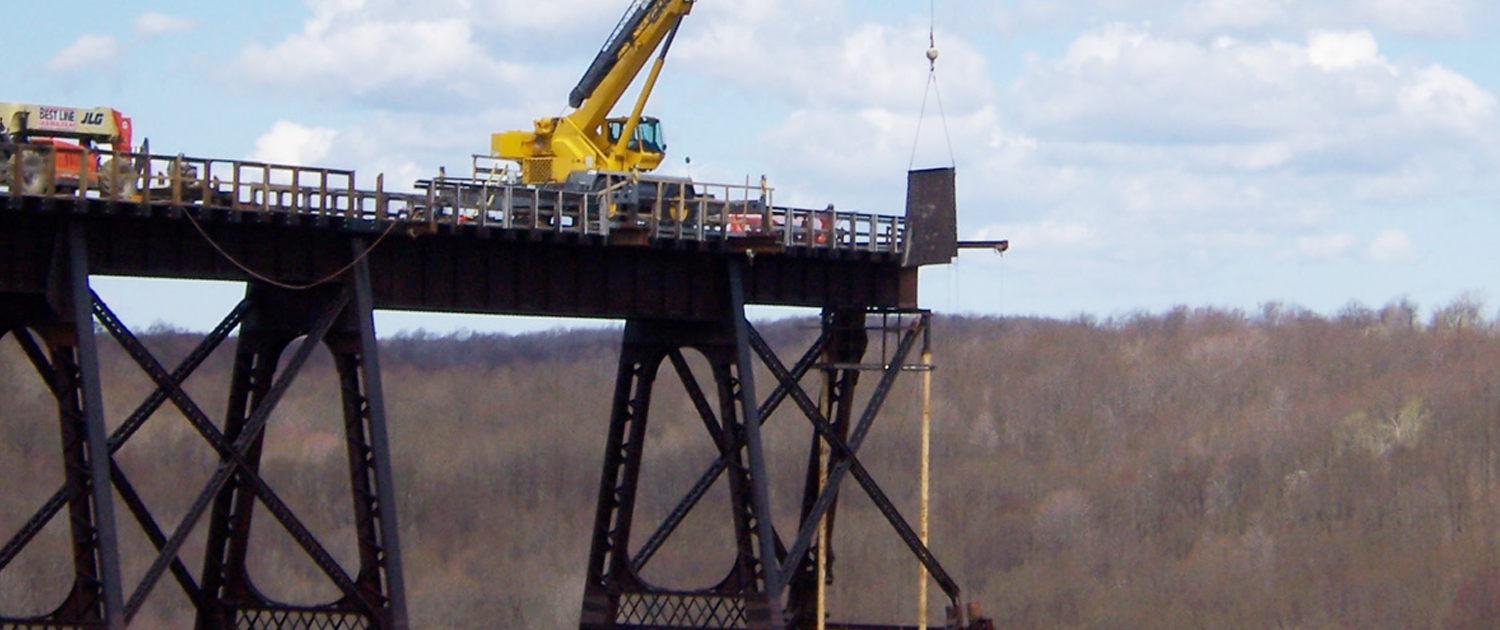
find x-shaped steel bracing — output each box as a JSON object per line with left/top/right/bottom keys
{"left": 619, "top": 308, "right": 960, "bottom": 628}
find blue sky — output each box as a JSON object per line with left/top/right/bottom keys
{"left": 5, "top": 0, "right": 1498, "bottom": 334}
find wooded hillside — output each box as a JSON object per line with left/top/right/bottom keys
{"left": 5, "top": 298, "right": 1500, "bottom": 629}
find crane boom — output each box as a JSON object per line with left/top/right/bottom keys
{"left": 492, "top": 0, "right": 694, "bottom": 184}
{"left": 570, "top": 0, "right": 661, "bottom": 109}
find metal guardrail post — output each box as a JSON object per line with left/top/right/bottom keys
{"left": 231, "top": 162, "right": 242, "bottom": 210}
{"left": 260, "top": 164, "right": 271, "bottom": 213}
{"left": 376, "top": 173, "right": 387, "bottom": 221}
{"left": 425, "top": 178, "right": 436, "bottom": 227}
{"left": 171, "top": 156, "right": 184, "bottom": 205}
{"left": 202, "top": 160, "right": 214, "bottom": 207}
{"left": 503, "top": 185, "right": 513, "bottom": 229}
{"left": 76, "top": 145, "right": 90, "bottom": 197}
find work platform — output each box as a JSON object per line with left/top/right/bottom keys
{"left": 0, "top": 143, "right": 981, "bottom": 630}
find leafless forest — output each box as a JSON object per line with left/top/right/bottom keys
{"left": 6, "top": 298, "right": 1500, "bottom": 629}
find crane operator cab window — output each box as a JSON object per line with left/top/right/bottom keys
{"left": 607, "top": 116, "right": 665, "bottom": 154}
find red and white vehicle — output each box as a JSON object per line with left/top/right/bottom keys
{"left": 1, "top": 102, "right": 138, "bottom": 195}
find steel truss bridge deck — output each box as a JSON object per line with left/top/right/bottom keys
{"left": 0, "top": 147, "right": 984, "bottom": 630}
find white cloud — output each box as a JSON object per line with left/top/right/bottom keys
{"left": 241, "top": 109, "right": 540, "bottom": 193}
{"left": 1398, "top": 66, "right": 1499, "bottom": 134}
{"left": 234, "top": 18, "right": 528, "bottom": 107}
{"left": 229, "top": 0, "right": 615, "bottom": 109}
{"left": 1305, "top": 29, "right": 1381, "bottom": 71}
{"left": 1369, "top": 229, "right": 1419, "bottom": 263}
{"left": 136, "top": 12, "right": 195, "bottom": 37}
{"left": 44, "top": 35, "right": 120, "bottom": 74}
{"left": 248, "top": 121, "right": 338, "bottom": 166}
{"left": 1008, "top": 26, "right": 1498, "bottom": 181}
{"left": 923, "top": 21, "right": 1498, "bottom": 312}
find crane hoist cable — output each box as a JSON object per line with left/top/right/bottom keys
{"left": 909, "top": 0, "right": 956, "bottom": 170}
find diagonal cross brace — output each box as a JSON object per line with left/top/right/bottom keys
{"left": 625, "top": 351, "right": 725, "bottom": 576}
{"left": 107, "top": 460, "right": 206, "bottom": 610}
{"left": 668, "top": 349, "right": 731, "bottom": 452}
{"left": 121, "top": 287, "right": 353, "bottom": 622}
{"left": 0, "top": 303, "right": 244, "bottom": 574}
{"left": 90, "top": 292, "right": 376, "bottom": 620}
{"left": 748, "top": 321, "right": 961, "bottom": 604}
{"left": 629, "top": 331, "right": 830, "bottom": 575}
{"left": 762, "top": 316, "right": 954, "bottom": 602}
{"left": 0, "top": 329, "right": 207, "bottom": 614}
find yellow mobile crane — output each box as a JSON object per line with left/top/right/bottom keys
{"left": 492, "top": 0, "right": 692, "bottom": 185}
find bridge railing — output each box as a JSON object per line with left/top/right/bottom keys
{"left": 1, "top": 142, "right": 906, "bottom": 253}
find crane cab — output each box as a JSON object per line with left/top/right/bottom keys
{"left": 606, "top": 116, "right": 666, "bottom": 155}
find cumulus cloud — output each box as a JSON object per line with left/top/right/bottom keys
{"left": 248, "top": 121, "right": 338, "bottom": 166}
{"left": 229, "top": 0, "right": 604, "bottom": 109}
{"left": 136, "top": 12, "right": 195, "bottom": 38}
{"left": 658, "top": 0, "right": 998, "bottom": 210}
{"left": 44, "top": 35, "right": 120, "bottom": 74}
{"left": 914, "top": 20, "right": 1499, "bottom": 312}
{"left": 234, "top": 19, "right": 528, "bottom": 107}
{"left": 1369, "top": 229, "right": 1419, "bottom": 263}
{"left": 1008, "top": 25, "right": 1497, "bottom": 188}
{"left": 241, "top": 109, "right": 538, "bottom": 192}
{"left": 1305, "top": 29, "right": 1381, "bottom": 71}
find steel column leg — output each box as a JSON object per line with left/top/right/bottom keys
{"left": 326, "top": 239, "right": 408, "bottom": 629}
{"left": 727, "top": 261, "right": 781, "bottom": 630}
{"left": 580, "top": 322, "right": 663, "bottom": 628}
{"left": 0, "top": 221, "right": 125, "bottom": 630}
{"left": 68, "top": 220, "right": 127, "bottom": 630}
{"left": 785, "top": 308, "right": 867, "bottom": 629}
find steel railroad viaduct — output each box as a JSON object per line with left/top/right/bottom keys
{"left": 0, "top": 147, "right": 982, "bottom": 630}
